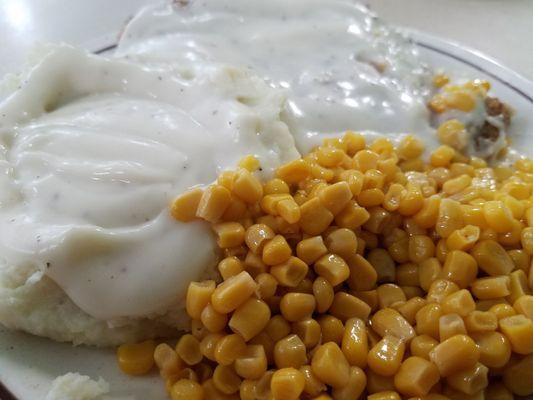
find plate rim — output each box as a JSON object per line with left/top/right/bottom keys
{"left": 2, "top": 32, "right": 533, "bottom": 400}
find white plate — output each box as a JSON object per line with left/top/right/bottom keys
{"left": 0, "top": 29, "right": 533, "bottom": 400}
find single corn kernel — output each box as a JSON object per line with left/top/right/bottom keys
{"left": 395, "top": 297, "right": 427, "bottom": 325}
{"left": 471, "top": 240, "right": 514, "bottom": 276}
{"left": 426, "top": 279, "right": 460, "bottom": 304}
{"left": 366, "top": 370, "right": 396, "bottom": 394}
{"left": 263, "top": 178, "right": 290, "bottom": 195}
{"left": 200, "top": 333, "right": 224, "bottom": 362}
{"left": 186, "top": 281, "right": 216, "bottom": 320}
{"left": 408, "top": 235, "right": 435, "bottom": 263}
{"left": 439, "top": 313, "right": 467, "bottom": 341}
{"left": 325, "top": 228, "right": 358, "bottom": 260}
{"left": 521, "top": 226, "right": 533, "bottom": 254}
{"left": 483, "top": 201, "right": 515, "bottom": 233}
{"left": 347, "top": 254, "right": 378, "bottom": 292}
{"left": 508, "top": 249, "right": 530, "bottom": 273}
{"left": 170, "top": 379, "right": 204, "bottom": 400}
{"left": 212, "top": 364, "right": 241, "bottom": 395}
{"left": 276, "top": 198, "right": 301, "bottom": 224}
{"left": 398, "top": 135, "right": 425, "bottom": 160}
{"left": 329, "top": 367, "right": 364, "bottom": 400}
{"left": 489, "top": 303, "right": 516, "bottom": 320}
{"left": 429, "top": 334, "right": 480, "bottom": 377}
{"left": 244, "top": 224, "right": 275, "bottom": 254}
{"left": 270, "top": 256, "right": 309, "bottom": 288}
{"left": 410, "top": 335, "right": 439, "bottom": 360}
{"left": 234, "top": 345, "right": 268, "bottom": 381}
{"left": 341, "top": 318, "right": 368, "bottom": 368}
{"left": 318, "top": 181, "right": 353, "bottom": 215}
{"left": 464, "top": 310, "right": 497, "bottom": 333}
{"left": 329, "top": 292, "right": 372, "bottom": 322}
{"left": 254, "top": 273, "right": 277, "bottom": 300}
{"left": 418, "top": 258, "right": 442, "bottom": 292}
{"left": 367, "top": 335, "right": 405, "bottom": 376}
{"left": 262, "top": 235, "right": 292, "bottom": 266}
{"left": 436, "top": 198, "right": 464, "bottom": 238}
{"left": 299, "top": 197, "right": 334, "bottom": 235}
{"left": 211, "top": 271, "right": 257, "bottom": 314}
{"left": 377, "top": 284, "right": 406, "bottom": 308}
{"left": 471, "top": 331, "right": 511, "bottom": 369}
{"left": 218, "top": 257, "right": 244, "bottom": 280}
{"left": 508, "top": 269, "right": 529, "bottom": 303}
{"left": 200, "top": 304, "right": 228, "bottom": 333}
{"left": 176, "top": 334, "right": 202, "bottom": 366}
{"left": 503, "top": 354, "right": 533, "bottom": 396}
{"left": 313, "top": 277, "right": 334, "bottom": 313}
{"left": 280, "top": 293, "right": 316, "bottom": 322}
{"left": 415, "top": 303, "right": 443, "bottom": 340}
{"left": 244, "top": 251, "right": 268, "bottom": 277}
{"left": 499, "top": 314, "right": 533, "bottom": 354}
{"left": 314, "top": 253, "right": 350, "bottom": 286}
{"left": 270, "top": 367, "right": 305, "bottom": 400}
{"left": 196, "top": 185, "right": 232, "bottom": 222}
{"left": 265, "top": 315, "right": 291, "bottom": 342}
{"left": 276, "top": 159, "right": 311, "bottom": 184}
{"left": 212, "top": 221, "right": 245, "bottom": 248}
{"left": 299, "top": 365, "right": 327, "bottom": 397}
{"left": 371, "top": 307, "right": 415, "bottom": 342}
{"left": 471, "top": 276, "right": 510, "bottom": 300}
{"left": 441, "top": 250, "right": 478, "bottom": 289}
{"left": 317, "top": 315, "right": 345, "bottom": 344}
{"left": 395, "top": 262, "right": 419, "bottom": 286}
{"left": 214, "top": 334, "right": 247, "bottom": 366}
{"left": 430, "top": 145, "right": 455, "bottom": 167}
{"left": 441, "top": 289, "right": 476, "bottom": 317}
{"left": 394, "top": 356, "right": 440, "bottom": 397}
{"left": 117, "top": 340, "right": 156, "bottom": 376}
{"left": 437, "top": 119, "right": 468, "bottom": 150}
{"left": 292, "top": 318, "right": 321, "bottom": 349}
{"left": 367, "top": 248, "right": 396, "bottom": 283}
{"left": 446, "top": 362, "right": 488, "bottom": 395}
{"left": 514, "top": 295, "right": 533, "bottom": 319}
{"left": 274, "top": 334, "right": 307, "bottom": 369}
{"left": 238, "top": 155, "right": 260, "bottom": 171}
{"left": 171, "top": 188, "right": 203, "bottom": 222}
{"left": 229, "top": 298, "right": 271, "bottom": 341}
{"left": 154, "top": 343, "right": 183, "bottom": 379}
{"left": 335, "top": 200, "right": 370, "bottom": 229}
{"left": 311, "top": 342, "right": 350, "bottom": 388}
{"left": 446, "top": 225, "right": 480, "bottom": 251}
{"left": 296, "top": 236, "right": 327, "bottom": 265}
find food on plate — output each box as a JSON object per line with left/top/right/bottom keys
{"left": 44, "top": 373, "right": 109, "bottom": 400}
{"left": 0, "top": 0, "right": 531, "bottom": 398}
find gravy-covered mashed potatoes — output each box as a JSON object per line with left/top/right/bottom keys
{"left": 0, "top": 0, "right": 521, "bottom": 353}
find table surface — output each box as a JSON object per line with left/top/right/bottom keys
{"left": 1, "top": 0, "right": 532, "bottom": 81}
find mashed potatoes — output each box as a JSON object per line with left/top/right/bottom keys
{"left": 0, "top": 45, "right": 298, "bottom": 345}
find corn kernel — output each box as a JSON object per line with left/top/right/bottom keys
{"left": 196, "top": 185, "right": 232, "bottom": 222}
{"left": 299, "top": 197, "right": 334, "bottom": 235}
{"left": 429, "top": 334, "right": 480, "bottom": 377}
{"left": 314, "top": 253, "right": 350, "bottom": 286}
{"left": 503, "top": 354, "right": 533, "bottom": 396}
{"left": 311, "top": 342, "right": 350, "bottom": 388}
{"left": 394, "top": 356, "right": 440, "bottom": 397}
{"left": 368, "top": 335, "right": 405, "bottom": 376}
{"left": 171, "top": 188, "right": 203, "bottom": 222}
{"left": 276, "top": 159, "right": 311, "bottom": 184}
{"left": 499, "top": 314, "right": 533, "bottom": 354}
{"left": 329, "top": 292, "right": 371, "bottom": 322}
{"left": 271, "top": 367, "right": 305, "bottom": 400}
{"left": 117, "top": 340, "right": 156, "bottom": 376}
{"left": 471, "top": 240, "right": 514, "bottom": 276}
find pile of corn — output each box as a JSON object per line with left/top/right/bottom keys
{"left": 118, "top": 131, "right": 533, "bottom": 400}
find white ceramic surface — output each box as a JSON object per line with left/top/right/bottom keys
{"left": 0, "top": 30, "right": 531, "bottom": 400}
